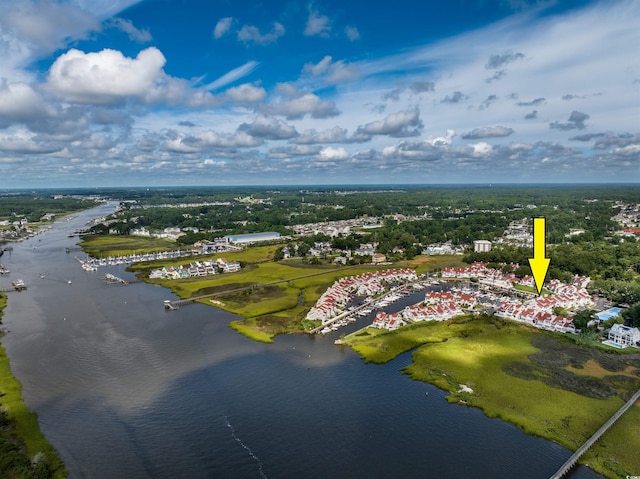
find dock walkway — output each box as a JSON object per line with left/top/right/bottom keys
{"left": 550, "top": 387, "right": 640, "bottom": 478}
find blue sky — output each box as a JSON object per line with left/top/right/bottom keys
{"left": 0, "top": 0, "right": 638, "bottom": 187}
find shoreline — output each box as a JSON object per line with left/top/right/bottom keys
{"left": 91, "top": 237, "right": 638, "bottom": 477}
{"left": 0, "top": 292, "right": 67, "bottom": 478}
{"left": 343, "top": 316, "right": 640, "bottom": 479}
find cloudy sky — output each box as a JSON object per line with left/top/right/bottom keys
{"left": 0, "top": 0, "right": 638, "bottom": 187}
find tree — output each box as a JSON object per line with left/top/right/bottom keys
{"left": 621, "top": 302, "right": 640, "bottom": 328}
{"left": 572, "top": 309, "right": 597, "bottom": 330}
{"left": 273, "top": 247, "right": 285, "bottom": 261}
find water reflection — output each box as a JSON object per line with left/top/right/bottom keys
{"left": 0, "top": 203, "right": 603, "bottom": 479}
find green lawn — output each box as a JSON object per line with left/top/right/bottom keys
{"left": 79, "top": 234, "right": 176, "bottom": 256}
{"left": 344, "top": 315, "right": 640, "bottom": 479}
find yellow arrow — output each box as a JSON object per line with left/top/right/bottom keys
{"left": 528, "top": 217, "right": 550, "bottom": 295}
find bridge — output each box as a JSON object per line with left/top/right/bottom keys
{"left": 550, "top": 387, "right": 640, "bottom": 478}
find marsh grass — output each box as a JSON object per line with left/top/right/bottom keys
{"left": 345, "top": 315, "right": 640, "bottom": 478}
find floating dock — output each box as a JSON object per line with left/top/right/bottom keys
{"left": 1, "top": 279, "right": 27, "bottom": 292}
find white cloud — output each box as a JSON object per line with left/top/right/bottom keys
{"left": 303, "top": 55, "right": 359, "bottom": 84}
{"left": 213, "top": 17, "right": 233, "bottom": 39}
{"left": 47, "top": 47, "right": 167, "bottom": 104}
{"left": 261, "top": 93, "right": 340, "bottom": 120}
{"left": 0, "top": 1, "right": 99, "bottom": 53}
{"left": 224, "top": 83, "right": 266, "bottom": 103}
{"left": 462, "top": 126, "right": 514, "bottom": 139}
{"left": 469, "top": 142, "right": 493, "bottom": 156}
{"left": 304, "top": 8, "right": 330, "bottom": 37}
{"left": 106, "top": 17, "right": 152, "bottom": 42}
{"left": 345, "top": 25, "right": 360, "bottom": 41}
{"left": 206, "top": 61, "right": 259, "bottom": 91}
{"left": 0, "top": 129, "right": 62, "bottom": 153}
{"left": 0, "top": 81, "right": 54, "bottom": 124}
{"left": 238, "top": 116, "right": 298, "bottom": 140}
{"left": 269, "top": 145, "right": 322, "bottom": 158}
{"left": 357, "top": 109, "right": 423, "bottom": 138}
{"left": 237, "top": 22, "right": 285, "bottom": 46}
{"left": 294, "top": 126, "right": 349, "bottom": 144}
{"left": 169, "top": 130, "right": 263, "bottom": 151}
{"left": 319, "top": 147, "right": 348, "bottom": 160}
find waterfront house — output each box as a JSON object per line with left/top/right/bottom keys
{"left": 608, "top": 324, "right": 640, "bottom": 347}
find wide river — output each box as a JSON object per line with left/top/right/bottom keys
{"left": 0, "top": 203, "right": 602, "bottom": 478}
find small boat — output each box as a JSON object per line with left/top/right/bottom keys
{"left": 67, "top": 280, "right": 72, "bottom": 284}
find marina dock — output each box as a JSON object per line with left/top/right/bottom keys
{"left": 1, "top": 280, "right": 27, "bottom": 292}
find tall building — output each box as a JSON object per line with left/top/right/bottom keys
{"left": 473, "top": 240, "right": 492, "bottom": 253}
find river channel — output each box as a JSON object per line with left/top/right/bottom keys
{"left": 0, "top": 203, "right": 602, "bottom": 478}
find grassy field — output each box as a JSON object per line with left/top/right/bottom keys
{"left": 124, "top": 242, "right": 435, "bottom": 341}
{"left": 0, "top": 293, "right": 67, "bottom": 478}
{"left": 154, "top": 261, "right": 387, "bottom": 341}
{"left": 343, "top": 315, "right": 640, "bottom": 479}
{"left": 79, "top": 234, "right": 177, "bottom": 256}
{"left": 396, "top": 254, "right": 467, "bottom": 274}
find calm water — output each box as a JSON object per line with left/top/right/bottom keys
{"left": 0, "top": 204, "right": 602, "bottom": 478}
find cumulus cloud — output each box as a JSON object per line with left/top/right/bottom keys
{"left": 47, "top": 47, "right": 169, "bottom": 104}
{"left": 304, "top": 8, "right": 330, "bottom": 37}
{"left": 382, "top": 130, "right": 455, "bottom": 160}
{"left": 592, "top": 132, "right": 639, "bottom": 149}
{"left": 269, "top": 145, "right": 322, "bottom": 158}
{"left": 319, "top": 146, "right": 348, "bottom": 161}
{"left": 549, "top": 110, "right": 590, "bottom": 130}
{"left": 238, "top": 22, "right": 285, "bottom": 46}
{"left": 0, "top": 129, "right": 62, "bottom": 154}
{"left": 224, "top": 83, "right": 266, "bottom": 103}
{"left": 485, "top": 50, "right": 524, "bottom": 69}
{"left": 213, "top": 17, "right": 233, "bottom": 39}
{"left": 356, "top": 108, "right": 423, "bottom": 138}
{"left": 302, "top": 56, "right": 359, "bottom": 84}
{"left": 0, "top": 81, "right": 54, "bottom": 126}
{"left": 294, "top": 126, "right": 348, "bottom": 144}
{"left": 468, "top": 142, "right": 493, "bottom": 156}
{"left": 0, "top": 1, "right": 99, "bottom": 54}
{"left": 462, "top": 126, "right": 514, "bottom": 139}
{"left": 174, "top": 130, "right": 263, "bottom": 151}
{"left": 106, "top": 17, "right": 152, "bottom": 42}
{"left": 261, "top": 93, "right": 340, "bottom": 120}
{"left": 237, "top": 116, "right": 298, "bottom": 140}
{"left": 524, "top": 110, "right": 538, "bottom": 120}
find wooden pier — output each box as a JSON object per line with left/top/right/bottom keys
{"left": 164, "top": 299, "right": 193, "bottom": 310}
{"left": 549, "top": 387, "right": 640, "bottom": 478}
{"left": 1, "top": 280, "right": 27, "bottom": 293}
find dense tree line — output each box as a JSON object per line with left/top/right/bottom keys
{"left": 0, "top": 195, "right": 90, "bottom": 222}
